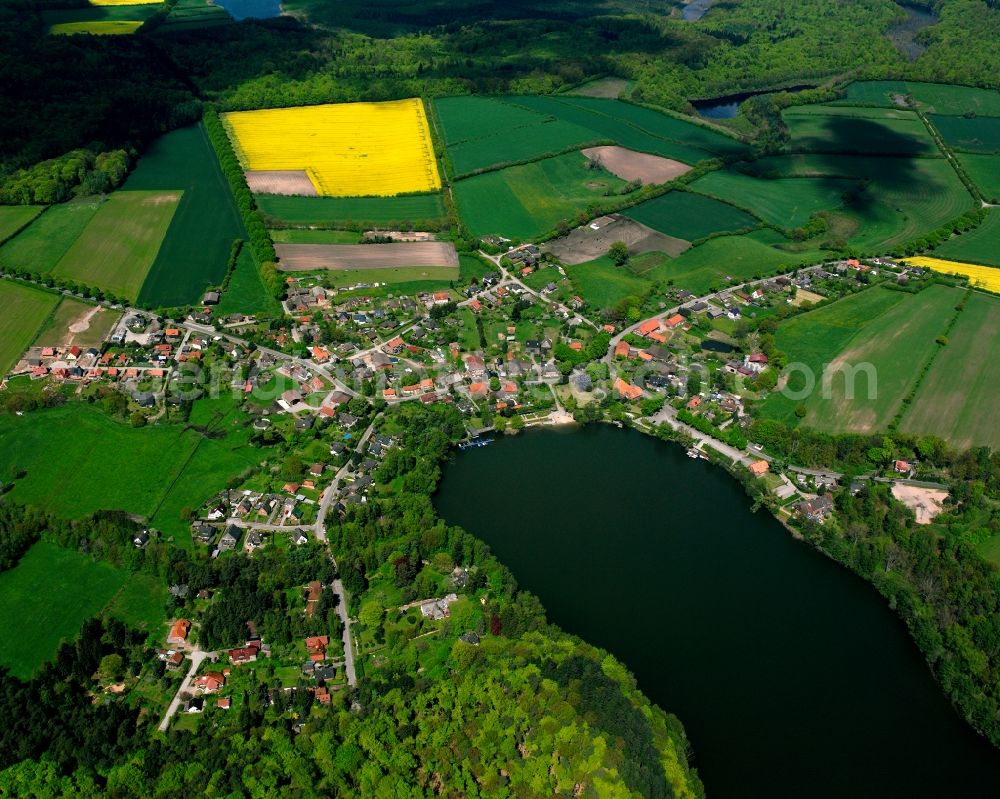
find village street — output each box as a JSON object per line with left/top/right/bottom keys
{"left": 158, "top": 647, "right": 217, "bottom": 732}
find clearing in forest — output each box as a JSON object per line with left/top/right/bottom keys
{"left": 224, "top": 99, "right": 441, "bottom": 196}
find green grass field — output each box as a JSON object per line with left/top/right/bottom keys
{"left": 784, "top": 105, "right": 939, "bottom": 157}
{"left": 900, "top": 291, "right": 1000, "bottom": 448}
{"left": 50, "top": 190, "right": 180, "bottom": 301}
{"left": 0, "top": 400, "right": 259, "bottom": 547}
{"left": 434, "top": 95, "right": 746, "bottom": 176}
{"left": 0, "top": 198, "right": 102, "bottom": 273}
{"left": 689, "top": 171, "right": 853, "bottom": 229}
{"left": 321, "top": 265, "right": 458, "bottom": 288}
{"left": 623, "top": 191, "right": 759, "bottom": 241}
{"left": 745, "top": 154, "right": 974, "bottom": 250}
{"left": 453, "top": 151, "right": 627, "bottom": 239}
{"left": 0, "top": 206, "right": 44, "bottom": 244}
{"left": 0, "top": 281, "right": 60, "bottom": 375}
{"left": 956, "top": 153, "right": 1000, "bottom": 202}
{"left": 566, "top": 255, "right": 650, "bottom": 309}
{"left": 930, "top": 114, "right": 1000, "bottom": 153}
{"left": 838, "top": 81, "right": 1000, "bottom": 116}
{"left": 270, "top": 229, "right": 362, "bottom": 244}
{"left": 642, "top": 229, "right": 829, "bottom": 295}
{"left": 934, "top": 209, "right": 1000, "bottom": 267}
{"left": 127, "top": 124, "right": 247, "bottom": 308}
{"left": 216, "top": 246, "right": 282, "bottom": 316}
{"left": 154, "top": 0, "right": 231, "bottom": 31}
{"left": 50, "top": 20, "right": 144, "bottom": 34}
{"left": 106, "top": 573, "right": 169, "bottom": 632}
{"left": 33, "top": 297, "right": 121, "bottom": 349}
{"left": 257, "top": 193, "right": 448, "bottom": 228}
{"left": 0, "top": 541, "right": 128, "bottom": 679}
{"left": 760, "top": 285, "right": 960, "bottom": 431}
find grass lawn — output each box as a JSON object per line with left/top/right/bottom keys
{"left": 106, "top": 572, "right": 170, "bottom": 633}
{"left": 50, "top": 20, "right": 144, "bottom": 34}
{"left": 33, "top": 297, "right": 121, "bottom": 349}
{"left": 0, "top": 205, "right": 44, "bottom": 244}
{"left": 955, "top": 153, "right": 1000, "bottom": 203}
{"left": 934, "top": 209, "right": 1000, "bottom": 267}
{"left": 760, "top": 285, "right": 961, "bottom": 432}
{"left": 453, "top": 151, "right": 626, "bottom": 239}
{"left": 838, "top": 81, "right": 1000, "bottom": 117}
{"left": 257, "top": 194, "right": 447, "bottom": 227}
{"left": 270, "top": 229, "right": 362, "bottom": 244}
{"left": 0, "top": 280, "right": 61, "bottom": 375}
{"left": 127, "top": 124, "right": 247, "bottom": 308}
{"left": 320, "top": 265, "right": 458, "bottom": 289}
{"left": 689, "top": 171, "right": 853, "bottom": 229}
{"left": 0, "top": 197, "right": 102, "bottom": 273}
{"left": 0, "top": 541, "right": 128, "bottom": 679}
{"left": 566, "top": 255, "right": 651, "bottom": 310}
{"left": 623, "top": 190, "right": 759, "bottom": 241}
{"left": 459, "top": 254, "right": 491, "bottom": 282}
{"left": 216, "top": 246, "right": 283, "bottom": 316}
{"left": 642, "top": 230, "right": 828, "bottom": 295}
{"left": 51, "top": 190, "right": 181, "bottom": 301}
{"left": 0, "top": 401, "right": 259, "bottom": 548}
{"left": 930, "top": 114, "right": 1000, "bottom": 154}
{"left": 900, "top": 291, "right": 1000, "bottom": 448}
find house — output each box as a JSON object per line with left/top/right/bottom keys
{"left": 203, "top": 291, "right": 220, "bottom": 305}
{"left": 194, "top": 524, "right": 215, "bottom": 545}
{"left": 193, "top": 671, "right": 226, "bottom": 694}
{"left": 748, "top": 460, "right": 769, "bottom": 477}
{"left": 613, "top": 377, "right": 643, "bottom": 401}
{"left": 468, "top": 382, "right": 488, "bottom": 398}
{"left": 246, "top": 531, "right": 264, "bottom": 551}
{"left": 133, "top": 530, "right": 150, "bottom": 548}
{"left": 745, "top": 352, "right": 769, "bottom": 374}
{"left": 385, "top": 336, "right": 405, "bottom": 354}
{"left": 306, "top": 635, "right": 329, "bottom": 661}
{"left": 469, "top": 298, "right": 482, "bottom": 313}
{"left": 185, "top": 697, "right": 205, "bottom": 714}
{"left": 459, "top": 631, "right": 481, "bottom": 645}
{"left": 420, "top": 593, "right": 458, "bottom": 620}
{"left": 165, "top": 651, "right": 184, "bottom": 671}
{"left": 219, "top": 525, "right": 241, "bottom": 551}
{"left": 894, "top": 460, "right": 913, "bottom": 475}
{"left": 686, "top": 396, "right": 702, "bottom": 410}
{"left": 228, "top": 641, "right": 261, "bottom": 665}
{"left": 463, "top": 353, "right": 486, "bottom": 378}
{"left": 291, "top": 531, "right": 309, "bottom": 546}
{"left": 664, "top": 314, "right": 685, "bottom": 329}
{"left": 615, "top": 341, "right": 632, "bottom": 359}
{"left": 795, "top": 495, "right": 834, "bottom": 521}
{"left": 167, "top": 619, "right": 191, "bottom": 645}
{"left": 217, "top": 697, "right": 231, "bottom": 710}
{"left": 637, "top": 319, "right": 661, "bottom": 337}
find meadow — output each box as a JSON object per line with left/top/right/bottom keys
{"left": 837, "top": 81, "right": 1000, "bottom": 116}
{"left": 760, "top": 285, "right": 960, "bottom": 431}
{"left": 0, "top": 206, "right": 43, "bottom": 244}
{"left": 258, "top": 193, "right": 447, "bottom": 228}
{"left": 224, "top": 99, "right": 440, "bottom": 196}
{"left": 154, "top": 0, "right": 231, "bottom": 31}
{"left": 930, "top": 115, "right": 1000, "bottom": 153}
{"left": 434, "top": 95, "right": 746, "bottom": 176}
{"left": 270, "top": 229, "right": 362, "bottom": 244}
{"left": 51, "top": 190, "right": 180, "bottom": 301}
{"left": 216, "top": 246, "right": 283, "bottom": 316}
{"left": 0, "top": 197, "right": 102, "bottom": 274}
{"left": 0, "top": 541, "right": 128, "bottom": 680}
{"left": 453, "top": 151, "right": 627, "bottom": 239}
{"left": 900, "top": 292, "right": 1000, "bottom": 448}
{"left": 0, "top": 281, "right": 60, "bottom": 375}
{"left": 783, "top": 105, "right": 938, "bottom": 157}
{"left": 0, "top": 400, "right": 259, "bottom": 548}
{"left": 50, "top": 20, "right": 144, "bottom": 34}
{"left": 689, "top": 171, "right": 853, "bottom": 229}
{"left": 933, "top": 210, "right": 1000, "bottom": 268}
{"left": 744, "top": 154, "right": 973, "bottom": 250}
{"left": 127, "top": 124, "right": 247, "bottom": 308}
{"left": 566, "top": 255, "right": 651, "bottom": 310}
{"left": 322, "top": 265, "right": 458, "bottom": 288}
{"left": 956, "top": 153, "right": 1000, "bottom": 202}
{"left": 623, "top": 191, "right": 759, "bottom": 241}
{"left": 33, "top": 297, "right": 121, "bottom": 349}
{"left": 905, "top": 256, "right": 1000, "bottom": 293}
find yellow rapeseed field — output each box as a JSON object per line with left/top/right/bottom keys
{"left": 906, "top": 256, "right": 1000, "bottom": 293}
{"left": 223, "top": 99, "right": 441, "bottom": 197}
{"left": 89, "top": 0, "right": 163, "bottom": 6}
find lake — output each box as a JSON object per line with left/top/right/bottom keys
{"left": 211, "top": 0, "right": 280, "bottom": 20}
{"left": 435, "top": 425, "right": 1000, "bottom": 798}
{"left": 692, "top": 85, "right": 813, "bottom": 119}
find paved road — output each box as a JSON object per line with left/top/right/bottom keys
{"left": 158, "top": 648, "right": 215, "bottom": 732}
{"left": 649, "top": 405, "right": 757, "bottom": 467}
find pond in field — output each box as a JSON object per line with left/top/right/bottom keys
{"left": 211, "top": 0, "right": 279, "bottom": 20}
{"left": 681, "top": 0, "right": 714, "bottom": 21}
{"left": 700, "top": 338, "right": 734, "bottom": 353}
{"left": 692, "top": 85, "right": 813, "bottom": 119}
{"left": 435, "top": 424, "right": 1000, "bottom": 799}
{"left": 888, "top": 2, "right": 938, "bottom": 61}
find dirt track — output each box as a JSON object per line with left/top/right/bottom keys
{"left": 543, "top": 215, "right": 690, "bottom": 264}
{"left": 276, "top": 242, "right": 460, "bottom": 271}
{"left": 582, "top": 146, "right": 692, "bottom": 184}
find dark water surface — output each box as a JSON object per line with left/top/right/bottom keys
{"left": 888, "top": 2, "right": 938, "bottom": 61}
{"left": 435, "top": 425, "right": 1000, "bottom": 798}
{"left": 212, "top": 0, "right": 280, "bottom": 20}
{"left": 692, "top": 85, "right": 813, "bottom": 119}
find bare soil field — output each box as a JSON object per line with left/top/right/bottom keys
{"left": 543, "top": 214, "right": 690, "bottom": 264}
{"left": 245, "top": 170, "right": 318, "bottom": 196}
{"left": 275, "top": 241, "right": 459, "bottom": 271}
{"left": 890, "top": 484, "right": 949, "bottom": 524}
{"left": 582, "top": 146, "right": 692, "bottom": 185}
